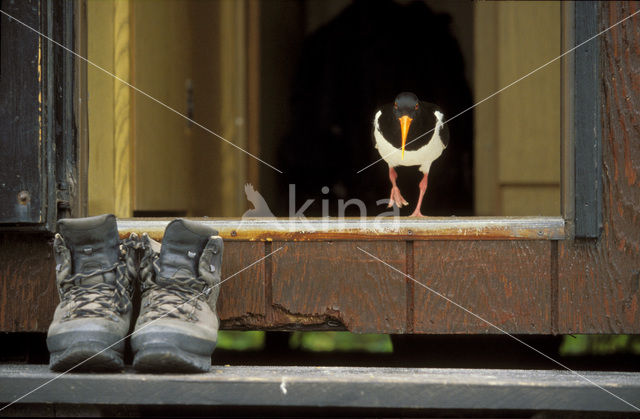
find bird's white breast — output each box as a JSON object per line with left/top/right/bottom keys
{"left": 373, "top": 110, "right": 446, "bottom": 173}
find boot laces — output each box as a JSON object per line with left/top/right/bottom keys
{"left": 140, "top": 256, "right": 212, "bottom": 323}
{"left": 59, "top": 239, "right": 136, "bottom": 322}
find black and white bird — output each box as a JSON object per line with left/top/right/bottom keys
{"left": 373, "top": 92, "right": 449, "bottom": 217}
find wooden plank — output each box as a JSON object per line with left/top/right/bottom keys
{"left": 0, "top": 0, "right": 45, "bottom": 224}
{"left": 86, "top": 0, "right": 132, "bottom": 218}
{"left": 561, "top": 1, "right": 576, "bottom": 234}
{"left": 87, "top": 0, "right": 115, "bottom": 216}
{"left": 73, "top": 0, "right": 89, "bottom": 218}
{"left": 246, "top": 0, "right": 260, "bottom": 188}
{"left": 218, "top": 241, "right": 266, "bottom": 329}
{"left": 113, "top": 0, "right": 132, "bottom": 218}
{"left": 473, "top": 1, "right": 500, "bottom": 216}
{"left": 269, "top": 242, "right": 407, "bottom": 333}
{"left": 2, "top": 365, "right": 640, "bottom": 412}
{"left": 413, "top": 241, "right": 552, "bottom": 333}
{"left": 0, "top": 234, "right": 57, "bottom": 332}
{"left": 219, "top": 0, "right": 247, "bottom": 216}
{"left": 118, "top": 217, "right": 566, "bottom": 242}
{"left": 573, "top": 0, "right": 603, "bottom": 238}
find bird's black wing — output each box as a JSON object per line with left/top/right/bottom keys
{"left": 419, "top": 101, "right": 449, "bottom": 148}
{"left": 374, "top": 103, "right": 402, "bottom": 149}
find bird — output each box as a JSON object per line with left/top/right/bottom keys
{"left": 373, "top": 92, "right": 449, "bottom": 217}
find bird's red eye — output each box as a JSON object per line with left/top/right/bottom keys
{"left": 415, "top": 104, "right": 419, "bottom": 110}
{"left": 394, "top": 102, "right": 398, "bottom": 109}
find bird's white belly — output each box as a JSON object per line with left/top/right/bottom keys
{"left": 373, "top": 110, "right": 445, "bottom": 173}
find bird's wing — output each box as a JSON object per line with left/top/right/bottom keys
{"left": 372, "top": 109, "right": 381, "bottom": 146}
{"left": 374, "top": 104, "right": 402, "bottom": 149}
{"left": 420, "top": 101, "right": 449, "bottom": 148}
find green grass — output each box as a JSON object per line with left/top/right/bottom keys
{"left": 217, "top": 331, "right": 265, "bottom": 350}
{"left": 289, "top": 332, "right": 392, "bottom": 352}
{"left": 216, "top": 331, "right": 392, "bottom": 352}
{"left": 217, "top": 331, "right": 640, "bottom": 356}
{"left": 560, "top": 335, "right": 640, "bottom": 356}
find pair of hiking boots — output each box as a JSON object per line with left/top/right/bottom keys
{"left": 46, "top": 214, "right": 223, "bottom": 373}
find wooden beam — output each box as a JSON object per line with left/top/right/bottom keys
{"left": 117, "top": 217, "right": 566, "bottom": 242}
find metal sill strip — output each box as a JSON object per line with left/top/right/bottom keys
{"left": 118, "top": 216, "right": 565, "bottom": 241}
{"left": 1, "top": 365, "right": 638, "bottom": 412}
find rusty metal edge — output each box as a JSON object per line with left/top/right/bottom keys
{"left": 117, "top": 217, "right": 565, "bottom": 241}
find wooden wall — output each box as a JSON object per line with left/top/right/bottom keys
{"left": 557, "top": 1, "right": 640, "bottom": 334}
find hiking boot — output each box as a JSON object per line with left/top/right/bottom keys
{"left": 132, "top": 219, "right": 223, "bottom": 373}
{"left": 47, "top": 214, "right": 138, "bottom": 372}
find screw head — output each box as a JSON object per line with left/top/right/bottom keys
{"left": 17, "top": 190, "right": 30, "bottom": 205}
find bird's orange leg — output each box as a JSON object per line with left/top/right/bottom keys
{"left": 388, "top": 166, "right": 409, "bottom": 208}
{"left": 410, "top": 173, "right": 428, "bottom": 217}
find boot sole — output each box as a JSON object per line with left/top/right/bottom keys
{"left": 132, "top": 332, "right": 215, "bottom": 373}
{"left": 47, "top": 331, "right": 125, "bottom": 372}
{"left": 48, "top": 342, "right": 124, "bottom": 372}
{"left": 133, "top": 345, "right": 211, "bottom": 373}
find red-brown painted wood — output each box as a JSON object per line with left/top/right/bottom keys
{"left": 413, "top": 241, "right": 552, "bottom": 334}
{"left": 268, "top": 242, "right": 407, "bottom": 333}
{"left": 558, "top": 1, "right": 640, "bottom": 333}
{"left": 0, "top": 234, "right": 57, "bottom": 332}
{"left": 218, "top": 242, "right": 266, "bottom": 329}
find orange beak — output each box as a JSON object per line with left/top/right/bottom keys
{"left": 398, "top": 115, "right": 412, "bottom": 159}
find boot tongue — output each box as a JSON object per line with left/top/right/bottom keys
{"left": 57, "top": 214, "right": 119, "bottom": 285}
{"left": 158, "top": 219, "right": 217, "bottom": 280}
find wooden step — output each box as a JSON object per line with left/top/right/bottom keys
{"left": 1, "top": 365, "right": 639, "bottom": 413}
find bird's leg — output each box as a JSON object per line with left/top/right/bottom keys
{"left": 388, "top": 166, "right": 409, "bottom": 208}
{"left": 410, "top": 173, "right": 429, "bottom": 217}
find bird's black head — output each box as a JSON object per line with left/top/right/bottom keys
{"left": 392, "top": 92, "right": 420, "bottom": 159}
{"left": 392, "top": 92, "right": 420, "bottom": 119}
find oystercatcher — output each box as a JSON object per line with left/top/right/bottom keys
{"left": 373, "top": 92, "right": 449, "bottom": 217}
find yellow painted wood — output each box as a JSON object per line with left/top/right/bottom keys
{"left": 87, "top": 0, "right": 115, "bottom": 216}
{"left": 474, "top": 1, "right": 561, "bottom": 216}
{"left": 219, "top": 0, "right": 248, "bottom": 217}
{"left": 187, "top": 1, "right": 225, "bottom": 217}
{"left": 501, "top": 186, "right": 561, "bottom": 216}
{"left": 131, "top": 0, "right": 227, "bottom": 216}
{"left": 497, "top": 1, "right": 561, "bottom": 185}
{"left": 113, "top": 0, "right": 132, "bottom": 217}
{"left": 473, "top": 1, "right": 500, "bottom": 216}
{"left": 131, "top": 0, "right": 192, "bottom": 213}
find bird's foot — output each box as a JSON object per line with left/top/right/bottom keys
{"left": 410, "top": 209, "right": 427, "bottom": 217}
{"left": 388, "top": 187, "right": 409, "bottom": 208}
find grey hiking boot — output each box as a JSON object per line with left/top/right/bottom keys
{"left": 47, "top": 214, "right": 138, "bottom": 372}
{"left": 132, "top": 219, "right": 223, "bottom": 373}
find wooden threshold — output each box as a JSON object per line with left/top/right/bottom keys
{"left": 1, "top": 365, "right": 638, "bottom": 412}
{"left": 118, "top": 216, "right": 565, "bottom": 241}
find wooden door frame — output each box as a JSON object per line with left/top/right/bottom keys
{"left": 1, "top": 1, "right": 637, "bottom": 335}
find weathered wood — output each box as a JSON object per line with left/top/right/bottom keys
{"left": 0, "top": 234, "right": 57, "bottom": 332}
{"left": 269, "top": 242, "right": 407, "bottom": 333}
{"left": 0, "top": 0, "right": 45, "bottom": 224}
{"left": 558, "top": 1, "right": 640, "bottom": 333}
{"left": 1, "top": 365, "right": 639, "bottom": 412}
{"left": 413, "top": 241, "right": 552, "bottom": 333}
{"left": 117, "top": 217, "right": 566, "bottom": 242}
{"left": 218, "top": 241, "right": 266, "bottom": 328}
